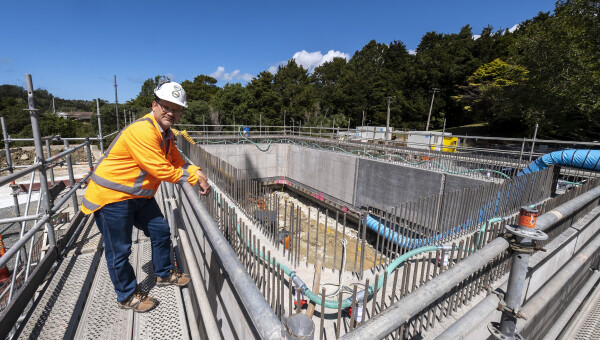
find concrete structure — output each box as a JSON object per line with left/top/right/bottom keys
{"left": 201, "top": 143, "right": 488, "bottom": 212}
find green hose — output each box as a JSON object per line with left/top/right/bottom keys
{"left": 210, "top": 165, "right": 543, "bottom": 309}
{"left": 214, "top": 185, "right": 442, "bottom": 309}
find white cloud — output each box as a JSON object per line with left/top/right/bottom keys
{"left": 292, "top": 50, "right": 350, "bottom": 72}
{"left": 472, "top": 34, "right": 481, "bottom": 40}
{"left": 267, "top": 50, "right": 350, "bottom": 74}
{"left": 509, "top": 24, "right": 519, "bottom": 33}
{"left": 408, "top": 49, "right": 416, "bottom": 55}
{"left": 210, "top": 66, "right": 253, "bottom": 83}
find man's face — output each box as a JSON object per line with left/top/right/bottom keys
{"left": 152, "top": 100, "right": 184, "bottom": 130}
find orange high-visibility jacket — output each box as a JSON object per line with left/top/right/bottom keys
{"left": 81, "top": 113, "right": 201, "bottom": 214}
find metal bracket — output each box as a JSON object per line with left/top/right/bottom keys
{"left": 496, "top": 302, "right": 528, "bottom": 320}
{"left": 509, "top": 241, "right": 536, "bottom": 254}
{"left": 484, "top": 286, "right": 504, "bottom": 300}
{"left": 9, "top": 182, "right": 20, "bottom": 195}
{"left": 488, "top": 322, "right": 524, "bottom": 340}
{"left": 505, "top": 224, "right": 548, "bottom": 253}
{"left": 505, "top": 224, "right": 548, "bottom": 241}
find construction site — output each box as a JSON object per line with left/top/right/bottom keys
{"left": 1, "top": 74, "right": 600, "bottom": 340}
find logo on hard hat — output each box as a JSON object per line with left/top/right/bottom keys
{"left": 172, "top": 84, "right": 182, "bottom": 98}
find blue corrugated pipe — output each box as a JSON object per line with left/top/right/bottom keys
{"left": 519, "top": 149, "right": 600, "bottom": 175}
{"left": 364, "top": 149, "right": 600, "bottom": 250}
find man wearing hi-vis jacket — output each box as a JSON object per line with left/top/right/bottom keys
{"left": 81, "top": 80, "right": 211, "bottom": 312}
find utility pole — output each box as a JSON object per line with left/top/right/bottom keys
{"left": 284, "top": 110, "right": 286, "bottom": 135}
{"left": 361, "top": 110, "right": 365, "bottom": 127}
{"left": 425, "top": 88, "right": 439, "bottom": 131}
{"left": 114, "top": 75, "right": 120, "bottom": 130}
{"left": 386, "top": 96, "right": 396, "bottom": 142}
{"left": 52, "top": 97, "right": 55, "bottom": 115}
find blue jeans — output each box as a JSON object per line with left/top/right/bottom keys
{"left": 94, "top": 197, "right": 173, "bottom": 302}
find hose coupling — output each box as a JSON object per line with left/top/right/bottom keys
{"left": 438, "top": 244, "right": 453, "bottom": 251}
{"left": 290, "top": 272, "right": 308, "bottom": 293}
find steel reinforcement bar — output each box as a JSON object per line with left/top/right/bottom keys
{"left": 179, "top": 182, "right": 285, "bottom": 339}
{"left": 341, "top": 184, "right": 600, "bottom": 339}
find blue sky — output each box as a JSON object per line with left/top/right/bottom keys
{"left": 1, "top": 0, "right": 556, "bottom": 102}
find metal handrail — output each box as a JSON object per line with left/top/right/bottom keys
{"left": 175, "top": 123, "right": 599, "bottom": 146}
{"left": 179, "top": 182, "right": 285, "bottom": 339}
{"left": 43, "top": 141, "right": 90, "bottom": 163}
{"left": 0, "top": 170, "right": 92, "bottom": 270}
{"left": 0, "top": 214, "right": 43, "bottom": 225}
{"left": 0, "top": 141, "right": 90, "bottom": 187}
{"left": 0, "top": 74, "right": 113, "bottom": 325}
{"left": 0, "top": 163, "right": 43, "bottom": 187}
{"left": 340, "top": 184, "right": 600, "bottom": 339}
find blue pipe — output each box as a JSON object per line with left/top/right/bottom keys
{"left": 364, "top": 149, "right": 600, "bottom": 250}
{"left": 519, "top": 149, "right": 600, "bottom": 176}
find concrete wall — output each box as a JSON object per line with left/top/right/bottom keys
{"left": 355, "top": 159, "right": 443, "bottom": 210}
{"left": 355, "top": 158, "right": 488, "bottom": 211}
{"left": 199, "top": 143, "right": 488, "bottom": 210}
{"left": 286, "top": 144, "right": 357, "bottom": 204}
{"left": 201, "top": 143, "right": 287, "bottom": 179}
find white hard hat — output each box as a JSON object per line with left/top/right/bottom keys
{"left": 154, "top": 80, "right": 188, "bottom": 108}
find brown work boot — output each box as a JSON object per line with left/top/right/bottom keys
{"left": 118, "top": 289, "right": 158, "bottom": 313}
{"left": 156, "top": 268, "right": 191, "bottom": 287}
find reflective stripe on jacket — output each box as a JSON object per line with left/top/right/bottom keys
{"left": 81, "top": 112, "right": 201, "bottom": 214}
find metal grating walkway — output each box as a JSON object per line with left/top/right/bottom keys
{"left": 562, "top": 278, "right": 600, "bottom": 339}
{"left": 15, "top": 217, "right": 191, "bottom": 340}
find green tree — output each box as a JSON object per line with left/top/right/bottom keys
{"left": 129, "top": 76, "right": 163, "bottom": 109}
{"left": 212, "top": 83, "right": 251, "bottom": 127}
{"left": 181, "top": 75, "right": 219, "bottom": 102}
{"left": 509, "top": 0, "right": 600, "bottom": 139}
{"left": 311, "top": 57, "right": 348, "bottom": 119}
{"left": 178, "top": 100, "right": 211, "bottom": 126}
{"left": 453, "top": 58, "right": 530, "bottom": 131}
{"left": 273, "top": 60, "right": 315, "bottom": 126}
{"left": 246, "top": 71, "right": 282, "bottom": 126}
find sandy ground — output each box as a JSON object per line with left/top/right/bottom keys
{"left": 271, "top": 191, "right": 379, "bottom": 271}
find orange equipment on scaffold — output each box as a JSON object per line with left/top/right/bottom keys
{"left": 0, "top": 233, "right": 12, "bottom": 283}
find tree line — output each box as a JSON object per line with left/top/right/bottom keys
{"left": 1, "top": 0, "right": 598, "bottom": 141}
{"left": 133, "top": 0, "right": 600, "bottom": 140}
